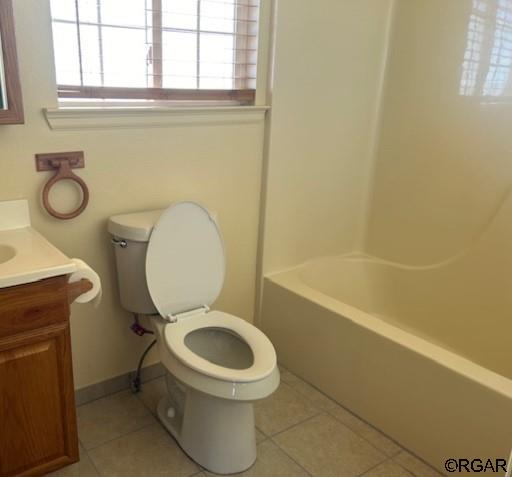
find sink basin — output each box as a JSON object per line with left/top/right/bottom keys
{"left": 0, "top": 200, "right": 77, "bottom": 288}
{"left": 0, "top": 245, "right": 16, "bottom": 264}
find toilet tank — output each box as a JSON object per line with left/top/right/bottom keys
{"left": 108, "top": 209, "right": 164, "bottom": 314}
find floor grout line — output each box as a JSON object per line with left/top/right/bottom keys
{"left": 83, "top": 420, "right": 158, "bottom": 452}
{"left": 392, "top": 451, "right": 446, "bottom": 477}
{"left": 266, "top": 409, "right": 324, "bottom": 439}
{"left": 358, "top": 457, "right": 394, "bottom": 477}
{"left": 279, "top": 366, "right": 443, "bottom": 477}
{"left": 85, "top": 448, "right": 103, "bottom": 477}
{"left": 76, "top": 386, "right": 160, "bottom": 453}
{"left": 77, "top": 439, "right": 104, "bottom": 477}
{"left": 75, "top": 365, "right": 440, "bottom": 477}
{"left": 189, "top": 469, "right": 205, "bottom": 476}
{"left": 269, "top": 418, "right": 388, "bottom": 477}
{"left": 76, "top": 386, "right": 135, "bottom": 409}
{"left": 280, "top": 365, "right": 406, "bottom": 458}
{"left": 325, "top": 407, "right": 402, "bottom": 459}
{"left": 326, "top": 404, "right": 404, "bottom": 451}
{"left": 392, "top": 460, "right": 418, "bottom": 477}
{"left": 268, "top": 437, "right": 315, "bottom": 477}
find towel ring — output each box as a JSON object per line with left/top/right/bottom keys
{"left": 36, "top": 152, "right": 89, "bottom": 220}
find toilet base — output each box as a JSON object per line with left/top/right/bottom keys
{"left": 157, "top": 388, "right": 257, "bottom": 475}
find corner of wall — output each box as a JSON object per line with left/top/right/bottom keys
{"left": 254, "top": 0, "right": 278, "bottom": 327}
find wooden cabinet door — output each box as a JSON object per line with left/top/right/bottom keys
{"left": 0, "top": 323, "right": 79, "bottom": 477}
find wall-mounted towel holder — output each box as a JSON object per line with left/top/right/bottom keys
{"left": 35, "top": 151, "right": 89, "bottom": 220}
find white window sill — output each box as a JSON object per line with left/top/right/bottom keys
{"left": 43, "top": 104, "right": 269, "bottom": 131}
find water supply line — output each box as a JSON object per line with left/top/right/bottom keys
{"left": 130, "top": 313, "right": 156, "bottom": 393}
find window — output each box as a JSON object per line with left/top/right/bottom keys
{"left": 50, "top": 0, "right": 259, "bottom": 104}
{"left": 460, "top": 0, "right": 512, "bottom": 97}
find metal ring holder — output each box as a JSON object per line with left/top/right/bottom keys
{"left": 35, "top": 151, "right": 89, "bottom": 220}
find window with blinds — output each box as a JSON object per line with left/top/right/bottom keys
{"left": 50, "top": 0, "right": 259, "bottom": 103}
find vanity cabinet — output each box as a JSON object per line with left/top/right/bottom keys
{"left": 0, "top": 276, "right": 79, "bottom": 477}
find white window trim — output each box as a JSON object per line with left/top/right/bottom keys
{"left": 43, "top": 0, "right": 272, "bottom": 130}
{"left": 43, "top": 104, "right": 269, "bottom": 130}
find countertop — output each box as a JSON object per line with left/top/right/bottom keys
{"left": 0, "top": 199, "right": 76, "bottom": 288}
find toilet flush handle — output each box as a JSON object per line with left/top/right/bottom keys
{"left": 111, "top": 238, "right": 128, "bottom": 248}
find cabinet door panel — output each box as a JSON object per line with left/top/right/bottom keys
{"left": 0, "top": 324, "right": 78, "bottom": 476}
{"left": 0, "top": 276, "right": 68, "bottom": 339}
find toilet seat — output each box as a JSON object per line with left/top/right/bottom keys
{"left": 164, "top": 310, "right": 276, "bottom": 383}
{"left": 146, "top": 201, "right": 225, "bottom": 319}
{"left": 146, "top": 201, "right": 277, "bottom": 387}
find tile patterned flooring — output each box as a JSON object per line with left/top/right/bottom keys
{"left": 50, "top": 366, "right": 444, "bottom": 477}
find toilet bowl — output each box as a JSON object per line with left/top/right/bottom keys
{"left": 108, "top": 201, "right": 279, "bottom": 474}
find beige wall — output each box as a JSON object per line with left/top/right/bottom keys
{"left": 260, "top": 0, "right": 394, "bottom": 274}
{"left": 365, "top": 0, "right": 512, "bottom": 265}
{"left": 2, "top": 0, "right": 266, "bottom": 389}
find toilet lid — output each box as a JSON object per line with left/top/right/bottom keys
{"left": 146, "top": 201, "right": 225, "bottom": 317}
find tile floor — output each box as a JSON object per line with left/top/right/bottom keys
{"left": 50, "top": 366, "right": 444, "bottom": 477}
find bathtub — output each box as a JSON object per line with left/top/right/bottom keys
{"left": 261, "top": 254, "right": 512, "bottom": 474}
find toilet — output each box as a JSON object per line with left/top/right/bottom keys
{"left": 108, "top": 201, "right": 279, "bottom": 474}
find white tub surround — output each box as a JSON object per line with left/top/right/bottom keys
{"left": 261, "top": 258, "right": 512, "bottom": 474}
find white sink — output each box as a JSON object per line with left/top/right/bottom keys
{"left": 0, "top": 244, "right": 16, "bottom": 264}
{"left": 0, "top": 199, "right": 76, "bottom": 288}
